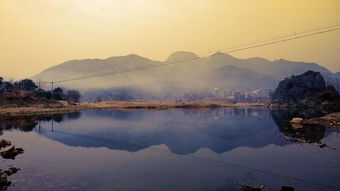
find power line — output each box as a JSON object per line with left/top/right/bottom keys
{"left": 40, "top": 23, "right": 340, "bottom": 85}
{"left": 215, "top": 22, "right": 340, "bottom": 54}
{"left": 224, "top": 27, "right": 340, "bottom": 54}
{"left": 150, "top": 22, "right": 340, "bottom": 65}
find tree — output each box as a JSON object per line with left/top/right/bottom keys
{"left": 14, "top": 79, "right": 38, "bottom": 92}
{"left": 53, "top": 87, "right": 64, "bottom": 100}
{"left": 45, "top": 91, "right": 53, "bottom": 99}
{"left": 53, "top": 87, "right": 63, "bottom": 94}
{"left": 0, "top": 77, "right": 3, "bottom": 93}
{"left": 4, "top": 82, "right": 13, "bottom": 92}
{"left": 66, "top": 90, "right": 81, "bottom": 102}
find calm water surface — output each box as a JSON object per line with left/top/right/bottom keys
{"left": 0, "top": 108, "right": 339, "bottom": 191}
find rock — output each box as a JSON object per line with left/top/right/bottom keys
{"left": 271, "top": 71, "right": 340, "bottom": 107}
{"left": 0, "top": 145, "right": 14, "bottom": 153}
{"left": 0, "top": 140, "right": 11, "bottom": 148}
{"left": 281, "top": 186, "right": 295, "bottom": 191}
{"left": 4, "top": 167, "right": 20, "bottom": 176}
{"left": 290, "top": 117, "right": 304, "bottom": 128}
{"left": 0, "top": 141, "right": 25, "bottom": 159}
{"left": 241, "top": 184, "right": 265, "bottom": 191}
{"left": 290, "top": 123, "right": 303, "bottom": 129}
{"left": 0, "top": 174, "right": 11, "bottom": 190}
{"left": 272, "top": 71, "right": 326, "bottom": 103}
{"left": 0, "top": 166, "right": 20, "bottom": 190}
{"left": 327, "top": 145, "right": 336, "bottom": 150}
{"left": 290, "top": 118, "right": 303, "bottom": 123}
{"left": 1, "top": 146, "right": 24, "bottom": 159}
{"left": 15, "top": 148, "right": 24, "bottom": 152}
{"left": 316, "top": 142, "right": 336, "bottom": 150}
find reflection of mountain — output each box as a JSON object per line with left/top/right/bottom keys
{"left": 2, "top": 109, "right": 336, "bottom": 154}
{"left": 35, "top": 108, "right": 289, "bottom": 154}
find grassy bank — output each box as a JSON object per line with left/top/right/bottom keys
{"left": 0, "top": 100, "right": 267, "bottom": 119}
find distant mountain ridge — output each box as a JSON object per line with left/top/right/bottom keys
{"left": 33, "top": 51, "right": 339, "bottom": 97}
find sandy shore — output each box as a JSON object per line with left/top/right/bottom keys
{"left": 0, "top": 100, "right": 267, "bottom": 119}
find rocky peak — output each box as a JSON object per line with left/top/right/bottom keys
{"left": 166, "top": 51, "right": 199, "bottom": 62}
{"left": 271, "top": 71, "right": 327, "bottom": 103}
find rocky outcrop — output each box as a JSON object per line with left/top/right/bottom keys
{"left": 272, "top": 71, "right": 326, "bottom": 102}
{"left": 0, "top": 139, "right": 24, "bottom": 159}
{"left": 0, "top": 139, "right": 23, "bottom": 190}
{"left": 0, "top": 166, "right": 20, "bottom": 190}
{"left": 271, "top": 71, "right": 340, "bottom": 108}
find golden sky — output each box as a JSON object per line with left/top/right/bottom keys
{"left": 0, "top": 0, "right": 339, "bottom": 79}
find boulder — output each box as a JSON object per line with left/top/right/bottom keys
{"left": 290, "top": 117, "right": 304, "bottom": 128}
{"left": 4, "top": 166, "right": 20, "bottom": 176}
{"left": 0, "top": 145, "right": 24, "bottom": 159}
{"left": 0, "top": 145, "right": 14, "bottom": 153}
{"left": 0, "top": 140, "right": 11, "bottom": 148}
{"left": 241, "top": 184, "right": 265, "bottom": 191}
{"left": 290, "top": 118, "right": 303, "bottom": 123}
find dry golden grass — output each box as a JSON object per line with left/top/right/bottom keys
{"left": 303, "top": 112, "right": 340, "bottom": 128}
{"left": 0, "top": 100, "right": 268, "bottom": 118}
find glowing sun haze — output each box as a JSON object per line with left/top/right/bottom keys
{"left": 0, "top": 0, "right": 339, "bottom": 79}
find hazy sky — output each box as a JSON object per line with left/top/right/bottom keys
{"left": 1, "top": 0, "right": 339, "bottom": 79}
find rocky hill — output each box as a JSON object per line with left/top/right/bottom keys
{"left": 271, "top": 71, "right": 340, "bottom": 108}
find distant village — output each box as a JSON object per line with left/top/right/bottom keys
{"left": 212, "top": 88, "right": 273, "bottom": 103}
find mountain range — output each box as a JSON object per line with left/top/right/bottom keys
{"left": 33, "top": 51, "right": 339, "bottom": 97}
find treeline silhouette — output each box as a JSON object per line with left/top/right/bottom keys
{"left": 0, "top": 77, "right": 80, "bottom": 103}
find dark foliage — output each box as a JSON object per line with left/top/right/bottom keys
{"left": 66, "top": 90, "right": 81, "bottom": 102}
{"left": 0, "top": 77, "right": 70, "bottom": 102}
{"left": 14, "top": 79, "right": 38, "bottom": 92}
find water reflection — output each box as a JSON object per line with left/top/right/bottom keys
{"left": 0, "top": 113, "right": 81, "bottom": 134}
{"left": 0, "top": 108, "right": 337, "bottom": 155}
{"left": 271, "top": 108, "right": 335, "bottom": 143}
{"left": 0, "top": 108, "right": 339, "bottom": 191}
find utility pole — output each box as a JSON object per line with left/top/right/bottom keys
{"left": 51, "top": 82, "right": 54, "bottom": 97}
{"left": 51, "top": 120, "right": 54, "bottom": 132}
{"left": 38, "top": 121, "right": 41, "bottom": 135}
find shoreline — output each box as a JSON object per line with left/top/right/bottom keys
{"left": 2, "top": 101, "right": 339, "bottom": 129}
{"left": 302, "top": 113, "right": 340, "bottom": 128}
{"left": 0, "top": 101, "right": 268, "bottom": 119}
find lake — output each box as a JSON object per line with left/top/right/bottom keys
{"left": 0, "top": 108, "right": 339, "bottom": 191}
